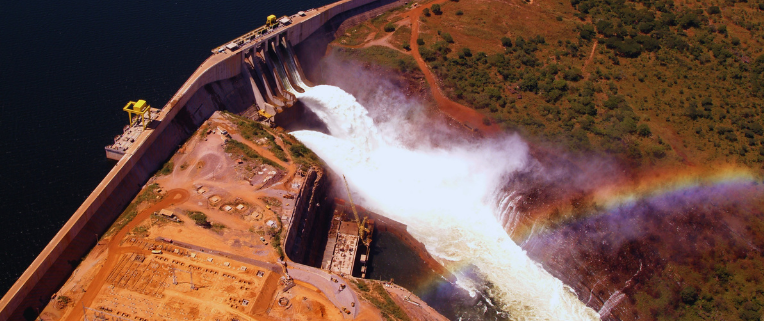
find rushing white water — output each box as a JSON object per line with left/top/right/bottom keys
{"left": 292, "top": 85, "right": 600, "bottom": 320}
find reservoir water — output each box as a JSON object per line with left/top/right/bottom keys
{"left": 0, "top": 0, "right": 335, "bottom": 295}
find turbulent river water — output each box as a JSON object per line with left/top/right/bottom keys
{"left": 292, "top": 85, "right": 601, "bottom": 320}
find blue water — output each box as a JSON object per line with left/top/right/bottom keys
{"left": 0, "top": 0, "right": 334, "bottom": 295}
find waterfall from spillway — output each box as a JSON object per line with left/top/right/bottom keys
{"left": 291, "top": 85, "right": 600, "bottom": 320}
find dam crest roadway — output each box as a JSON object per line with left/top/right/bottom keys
{"left": 0, "top": 0, "right": 410, "bottom": 319}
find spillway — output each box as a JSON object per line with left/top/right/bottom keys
{"left": 292, "top": 85, "right": 601, "bottom": 321}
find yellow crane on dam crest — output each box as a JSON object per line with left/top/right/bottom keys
{"left": 123, "top": 100, "right": 152, "bottom": 129}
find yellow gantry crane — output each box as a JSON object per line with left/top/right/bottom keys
{"left": 123, "top": 100, "right": 152, "bottom": 129}
{"left": 342, "top": 175, "right": 371, "bottom": 247}
{"left": 266, "top": 15, "right": 278, "bottom": 28}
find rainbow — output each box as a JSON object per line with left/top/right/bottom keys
{"left": 511, "top": 165, "right": 763, "bottom": 241}
{"left": 400, "top": 166, "right": 763, "bottom": 301}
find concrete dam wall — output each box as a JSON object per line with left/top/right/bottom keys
{"left": 0, "top": 0, "right": 402, "bottom": 319}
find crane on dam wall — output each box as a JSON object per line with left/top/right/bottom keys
{"left": 342, "top": 175, "right": 371, "bottom": 247}
{"left": 123, "top": 100, "right": 152, "bottom": 130}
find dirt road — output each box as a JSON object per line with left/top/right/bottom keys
{"left": 406, "top": 0, "right": 501, "bottom": 135}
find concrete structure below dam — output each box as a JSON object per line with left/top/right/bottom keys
{"left": 0, "top": 0, "right": 403, "bottom": 319}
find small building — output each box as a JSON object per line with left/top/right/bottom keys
{"left": 225, "top": 42, "right": 239, "bottom": 51}
{"left": 157, "top": 209, "right": 180, "bottom": 222}
{"left": 297, "top": 11, "right": 306, "bottom": 16}
{"left": 279, "top": 17, "right": 292, "bottom": 25}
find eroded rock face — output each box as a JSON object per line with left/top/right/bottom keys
{"left": 522, "top": 183, "right": 764, "bottom": 320}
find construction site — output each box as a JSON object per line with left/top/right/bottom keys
{"left": 37, "top": 105, "right": 446, "bottom": 320}
{"left": 1, "top": 0, "right": 452, "bottom": 319}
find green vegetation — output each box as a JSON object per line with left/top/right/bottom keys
{"left": 283, "top": 134, "right": 322, "bottom": 166}
{"left": 187, "top": 211, "right": 211, "bottom": 228}
{"left": 105, "top": 183, "right": 162, "bottom": 236}
{"left": 268, "top": 217, "right": 284, "bottom": 259}
{"left": 331, "top": 46, "right": 421, "bottom": 76}
{"left": 224, "top": 139, "right": 284, "bottom": 170}
{"left": 260, "top": 196, "right": 282, "bottom": 208}
{"left": 211, "top": 222, "right": 226, "bottom": 234}
{"left": 132, "top": 225, "right": 148, "bottom": 236}
{"left": 410, "top": 0, "right": 764, "bottom": 168}
{"left": 157, "top": 160, "right": 174, "bottom": 176}
{"left": 352, "top": 280, "right": 410, "bottom": 321}
{"left": 423, "top": 8, "right": 430, "bottom": 17}
{"left": 223, "top": 112, "right": 288, "bottom": 162}
{"left": 384, "top": 23, "right": 396, "bottom": 32}
{"left": 431, "top": 4, "right": 442, "bottom": 15}
{"left": 337, "top": 24, "right": 374, "bottom": 46}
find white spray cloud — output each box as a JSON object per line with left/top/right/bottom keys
{"left": 292, "top": 85, "right": 600, "bottom": 321}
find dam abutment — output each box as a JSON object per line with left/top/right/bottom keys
{"left": 0, "top": 0, "right": 407, "bottom": 319}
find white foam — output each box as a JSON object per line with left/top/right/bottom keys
{"left": 293, "top": 85, "right": 600, "bottom": 320}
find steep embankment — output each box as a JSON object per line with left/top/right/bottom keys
{"left": 323, "top": 0, "right": 764, "bottom": 319}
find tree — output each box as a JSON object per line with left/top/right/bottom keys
{"left": 563, "top": 68, "right": 583, "bottom": 81}
{"left": 402, "top": 42, "right": 411, "bottom": 50}
{"left": 461, "top": 47, "right": 472, "bottom": 57}
{"left": 417, "top": 37, "right": 425, "bottom": 46}
{"left": 707, "top": 6, "right": 721, "bottom": 14}
{"left": 456, "top": 10, "right": 463, "bottom": 15}
{"left": 501, "top": 37, "right": 513, "bottom": 47}
{"left": 423, "top": 8, "right": 430, "bottom": 16}
{"left": 579, "top": 24, "right": 596, "bottom": 40}
{"left": 431, "top": 4, "right": 442, "bottom": 15}
{"left": 442, "top": 32, "right": 454, "bottom": 43}
{"left": 384, "top": 23, "right": 395, "bottom": 32}
{"left": 615, "top": 38, "right": 643, "bottom": 57}
{"left": 678, "top": 12, "right": 701, "bottom": 29}
{"left": 519, "top": 73, "right": 539, "bottom": 92}
{"left": 637, "top": 124, "right": 652, "bottom": 137}
{"left": 680, "top": 286, "right": 698, "bottom": 305}
{"left": 419, "top": 47, "right": 436, "bottom": 61}
{"left": 188, "top": 211, "right": 211, "bottom": 227}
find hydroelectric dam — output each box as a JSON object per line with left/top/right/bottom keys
{"left": 0, "top": 0, "right": 405, "bottom": 319}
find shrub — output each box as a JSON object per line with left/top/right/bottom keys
{"left": 637, "top": 124, "right": 652, "bottom": 137}
{"left": 604, "top": 95, "right": 627, "bottom": 110}
{"left": 563, "top": 68, "right": 583, "bottom": 81}
{"left": 707, "top": 6, "right": 721, "bottom": 14}
{"left": 402, "top": 42, "right": 411, "bottom": 50}
{"left": 579, "top": 24, "right": 596, "bottom": 40}
{"left": 423, "top": 8, "right": 430, "bottom": 16}
{"left": 384, "top": 23, "right": 395, "bottom": 32}
{"left": 188, "top": 211, "right": 210, "bottom": 228}
{"left": 679, "top": 12, "right": 701, "bottom": 29}
{"left": 650, "top": 145, "right": 667, "bottom": 158}
{"left": 501, "top": 37, "right": 512, "bottom": 47}
{"left": 680, "top": 286, "right": 698, "bottom": 305}
{"left": 417, "top": 37, "right": 425, "bottom": 46}
{"left": 419, "top": 47, "right": 436, "bottom": 61}
{"left": 158, "top": 160, "right": 174, "bottom": 176}
{"left": 461, "top": 47, "right": 472, "bottom": 57}
{"left": 442, "top": 32, "right": 454, "bottom": 43}
{"left": 431, "top": 4, "right": 442, "bottom": 15}
{"left": 456, "top": 10, "right": 463, "bottom": 15}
